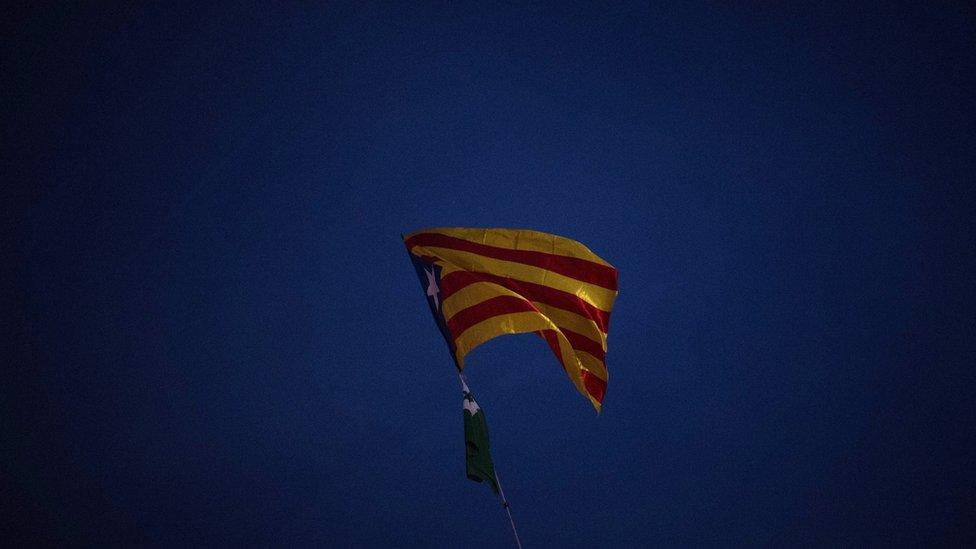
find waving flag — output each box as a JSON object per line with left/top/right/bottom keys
{"left": 405, "top": 227, "right": 618, "bottom": 410}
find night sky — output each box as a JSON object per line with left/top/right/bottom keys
{"left": 5, "top": 2, "right": 975, "bottom": 546}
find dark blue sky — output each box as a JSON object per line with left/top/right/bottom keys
{"left": 5, "top": 2, "right": 974, "bottom": 546}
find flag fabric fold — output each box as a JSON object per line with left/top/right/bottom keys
{"left": 405, "top": 227, "right": 618, "bottom": 411}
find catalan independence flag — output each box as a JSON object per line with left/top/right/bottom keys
{"left": 405, "top": 227, "right": 618, "bottom": 411}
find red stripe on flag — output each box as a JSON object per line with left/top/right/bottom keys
{"left": 439, "top": 270, "right": 612, "bottom": 333}
{"left": 446, "top": 295, "right": 539, "bottom": 338}
{"left": 406, "top": 233, "right": 617, "bottom": 290}
{"left": 541, "top": 329, "right": 606, "bottom": 403}
{"left": 562, "top": 328, "right": 606, "bottom": 362}
{"left": 580, "top": 369, "right": 607, "bottom": 403}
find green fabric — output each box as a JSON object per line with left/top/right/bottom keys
{"left": 463, "top": 391, "right": 499, "bottom": 494}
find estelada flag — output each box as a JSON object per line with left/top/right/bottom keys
{"left": 405, "top": 227, "right": 618, "bottom": 411}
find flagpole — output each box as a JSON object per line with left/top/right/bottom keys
{"left": 458, "top": 372, "right": 523, "bottom": 549}
{"left": 494, "top": 470, "right": 523, "bottom": 549}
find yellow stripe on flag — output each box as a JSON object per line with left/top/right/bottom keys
{"left": 410, "top": 227, "right": 614, "bottom": 267}
{"left": 577, "top": 350, "right": 608, "bottom": 381}
{"left": 441, "top": 281, "right": 529, "bottom": 323}
{"left": 531, "top": 302, "right": 608, "bottom": 349}
{"left": 452, "top": 310, "right": 595, "bottom": 408}
{"left": 414, "top": 245, "right": 616, "bottom": 311}
{"left": 441, "top": 283, "right": 607, "bottom": 351}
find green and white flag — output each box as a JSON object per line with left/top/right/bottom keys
{"left": 461, "top": 378, "right": 499, "bottom": 494}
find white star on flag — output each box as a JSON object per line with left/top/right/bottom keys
{"left": 425, "top": 267, "right": 440, "bottom": 310}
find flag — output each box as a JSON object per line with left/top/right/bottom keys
{"left": 461, "top": 377, "right": 499, "bottom": 493}
{"left": 405, "top": 227, "right": 618, "bottom": 411}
